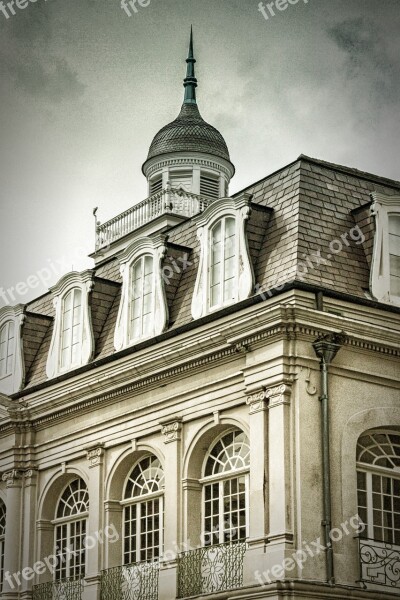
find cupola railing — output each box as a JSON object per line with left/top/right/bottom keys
{"left": 95, "top": 186, "right": 214, "bottom": 251}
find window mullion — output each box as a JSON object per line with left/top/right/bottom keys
{"left": 140, "top": 257, "right": 145, "bottom": 337}
{"left": 366, "top": 472, "right": 373, "bottom": 539}
{"left": 219, "top": 480, "right": 224, "bottom": 545}
{"left": 136, "top": 502, "right": 141, "bottom": 562}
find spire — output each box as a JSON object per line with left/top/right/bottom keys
{"left": 183, "top": 26, "right": 197, "bottom": 105}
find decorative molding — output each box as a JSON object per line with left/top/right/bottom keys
{"left": 370, "top": 192, "right": 400, "bottom": 307}
{"left": 304, "top": 367, "right": 317, "bottom": 396}
{"left": 160, "top": 417, "right": 182, "bottom": 444}
{"left": 114, "top": 235, "right": 168, "bottom": 352}
{"left": 265, "top": 383, "right": 292, "bottom": 408}
{"left": 246, "top": 389, "right": 268, "bottom": 414}
{"left": 182, "top": 478, "right": 201, "bottom": 492}
{"left": 144, "top": 153, "right": 234, "bottom": 180}
{"left": 2, "top": 469, "right": 23, "bottom": 488}
{"left": 46, "top": 270, "right": 95, "bottom": 379}
{"left": 86, "top": 445, "right": 105, "bottom": 468}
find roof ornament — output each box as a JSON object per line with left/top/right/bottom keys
{"left": 183, "top": 26, "right": 197, "bottom": 105}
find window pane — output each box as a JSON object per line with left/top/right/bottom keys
{"left": 130, "top": 256, "right": 154, "bottom": 340}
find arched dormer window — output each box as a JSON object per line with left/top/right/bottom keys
{"left": 0, "top": 305, "right": 24, "bottom": 395}
{"left": 130, "top": 255, "right": 154, "bottom": 341}
{"left": 46, "top": 271, "right": 94, "bottom": 379}
{"left": 0, "top": 322, "right": 15, "bottom": 378}
{"left": 122, "top": 455, "right": 164, "bottom": 565}
{"left": 357, "top": 431, "right": 400, "bottom": 545}
{"left": 370, "top": 193, "right": 400, "bottom": 306}
{"left": 54, "top": 479, "right": 89, "bottom": 581}
{"left": 202, "top": 430, "right": 250, "bottom": 545}
{"left": 191, "top": 194, "right": 254, "bottom": 319}
{"left": 0, "top": 500, "right": 6, "bottom": 592}
{"left": 114, "top": 236, "right": 168, "bottom": 351}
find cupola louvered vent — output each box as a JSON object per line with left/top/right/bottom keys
{"left": 200, "top": 173, "right": 219, "bottom": 199}
{"left": 170, "top": 171, "right": 192, "bottom": 192}
{"left": 150, "top": 178, "right": 163, "bottom": 195}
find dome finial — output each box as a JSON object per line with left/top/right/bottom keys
{"left": 183, "top": 26, "right": 197, "bottom": 105}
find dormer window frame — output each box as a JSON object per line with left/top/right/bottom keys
{"left": 0, "top": 305, "right": 25, "bottom": 395}
{"left": 370, "top": 193, "right": 400, "bottom": 307}
{"left": 46, "top": 271, "right": 95, "bottom": 379}
{"left": 114, "top": 235, "right": 168, "bottom": 352}
{"left": 191, "top": 193, "right": 254, "bottom": 320}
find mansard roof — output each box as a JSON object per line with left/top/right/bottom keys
{"left": 11, "top": 155, "right": 400, "bottom": 395}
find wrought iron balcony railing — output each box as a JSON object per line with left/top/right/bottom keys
{"left": 177, "top": 541, "right": 246, "bottom": 598}
{"left": 101, "top": 560, "right": 159, "bottom": 600}
{"left": 95, "top": 186, "right": 214, "bottom": 251}
{"left": 358, "top": 536, "right": 400, "bottom": 589}
{"left": 32, "top": 578, "right": 84, "bottom": 600}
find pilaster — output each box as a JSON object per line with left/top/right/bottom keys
{"left": 84, "top": 445, "right": 105, "bottom": 600}
{"left": 2, "top": 470, "right": 23, "bottom": 600}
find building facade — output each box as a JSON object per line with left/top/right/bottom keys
{"left": 0, "top": 31, "right": 399, "bottom": 600}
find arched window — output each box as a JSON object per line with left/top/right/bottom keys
{"left": 54, "top": 479, "right": 89, "bottom": 580}
{"left": 123, "top": 456, "right": 164, "bottom": 565}
{"left": 0, "top": 500, "right": 6, "bottom": 592}
{"left": 129, "top": 256, "right": 155, "bottom": 342}
{"left": 357, "top": 431, "right": 400, "bottom": 545}
{"left": 0, "top": 321, "right": 15, "bottom": 378}
{"left": 60, "top": 288, "right": 83, "bottom": 370}
{"left": 209, "top": 217, "right": 236, "bottom": 310}
{"left": 203, "top": 430, "right": 250, "bottom": 546}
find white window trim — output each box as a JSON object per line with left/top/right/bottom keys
{"left": 0, "top": 305, "right": 25, "bottom": 395}
{"left": 370, "top": 192, "right": 400, "bottom": 306}
{"left": 114, "top": 235, "right": 168, "bottom": 351}
{"left": 191, "top": 193, "right": 254, "bottom": 320}
{"left": 46, "top": 271, "right": 94, "bottom": 379}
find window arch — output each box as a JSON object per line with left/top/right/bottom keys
{"left": 202, "top": 430, "right": 250, "bottom": 545}
{"left": 0, "top": 500, "right": 6, "bottom": 592}
{"left": 357, "top": 431, "right": 400, "bottom": 545}
{"left": 123, "top": 456, "right": 164, "bottom": 565}
{"left": 54, "top": 479, "right": 89, "bottom": 580}
{"left": 0, "top": 321, "right": 15, "bottom": 378}
{"left": 129, "top": 255, "right": 155, "bottom": 342}
{"left": 60, "top": 288, "right": 83, "bottom": 370}
{"left": 209, "top": 217, "right": 236, "bottom": 310}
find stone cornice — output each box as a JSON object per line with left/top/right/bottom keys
{"left": 5, "top": 292, "right": 399, "bottom": 431}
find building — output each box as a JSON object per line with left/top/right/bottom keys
{"left": 0, "top": 30, "right": 399, "bottom": 600}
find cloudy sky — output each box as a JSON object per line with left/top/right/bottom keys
{"left": 0, "top": 0, "right": 399, "bottom": 306}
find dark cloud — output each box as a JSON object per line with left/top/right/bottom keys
{"left": 0, "top": 2, "right": 85, "bottom": 103}
{"left": 327, "top": 17, "right": 400, "bottom": 104}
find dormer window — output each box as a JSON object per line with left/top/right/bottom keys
{"left": 370, "top": 193, "right": 400, "bottom": 306}
{"left": 0, "top": 321, "right": 15, "bottom": 378}
{"left": 46, "top": 271, "right": 94, "bottom": 379}
{"left": 210, "top": 217, "right": 236, "bottom": 309}
{"left": 0, "top": 305, "right": 24, "bottom": 395}
{"left": 60, "top": 288, "right": 83, "bottom": 370}
{"left": 114, "top": 236, "right": 168, "bottom": 351}
{"left": 129, "top": 255, "right": 154, "bottom": 341}
{"left": 191, "top": 193, "right": 254, "bottom": 319}
{"left": 389, "top": 215, "right": 400, "bottom": 297}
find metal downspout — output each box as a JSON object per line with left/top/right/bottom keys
{"left": 312, "top": 332, "right": 346, "bottom": 584}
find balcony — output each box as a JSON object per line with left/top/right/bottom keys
{"left": 101, "top": 560, "right": 159, "bottom": 600}
{"left": 95, "top": 186, "right": 214, "bottom": 251}
{"left": 177, "top": 541, "right": 246, "bottom": 598}
{"left": 32, "top": 578, "right": 84, "bottom": 600}
{"left": 358, "top": 537, "right": 400, "bottom": 589}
